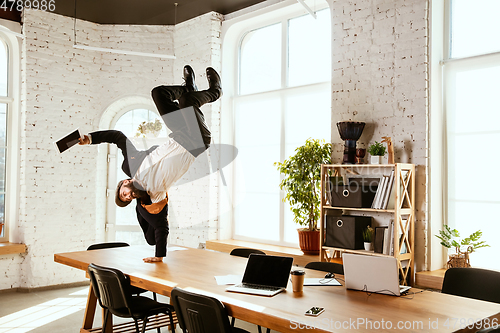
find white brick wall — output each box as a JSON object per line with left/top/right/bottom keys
{"left": 329, "top": 0, "right": 428, "bottom": 270}
{"left": 0, "top": 0, "right": 430, "bottom": 289}
{"left": 170, "top": 12, "right": 223, "bottom": 249}
{"left": 0, "top": 10, "right": 222, "bottom": 290}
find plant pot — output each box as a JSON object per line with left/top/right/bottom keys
{"left": 370, "top": 155, "right": 383, "bottom": 164}
{"left": 363, "top": 242, "right": 373, "bottom": 251}
{"left": 0, "top": 223, "right": 3, "bottom": 236}
{"left": 447, "top": 252, "right": 471, "bottom": 268}
{"left": 297, "top": 229, "right": 320, "bottom": 255}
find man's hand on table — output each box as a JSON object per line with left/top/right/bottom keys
{"left": 143, "top": 257, "right": 163, "bottom": 263}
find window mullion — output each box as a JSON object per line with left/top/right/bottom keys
{"left": 278, "top": 19, "right": 288, "bottom": 243}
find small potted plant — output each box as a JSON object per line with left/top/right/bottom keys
{"left": 275, "top": 138, "right": 331, "bottom": 255}
{"left": 368, "top": 141, "right": 386, "bottom": 164}
{"left": 362, "top": 226, "right": 374, "bottom": 251}
{"left": 435, "top": 225, "right": 490, "bottom": 268}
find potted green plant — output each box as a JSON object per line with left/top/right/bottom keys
{"left": 435, "top": 225, "right": 490, "bottom": 268}
{"left": 368, "top": 141, "right": 386, "bottom": 164}
{"left": 362, "top": 226, "right": 374, "bottom": 251}
{"left": 275, "top": 138, "right": 331, "bottom": 255}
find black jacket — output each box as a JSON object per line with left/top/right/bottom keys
{"left": 90, "top": 130, "right": 169, "bottom": 257}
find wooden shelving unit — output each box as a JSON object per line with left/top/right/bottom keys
{"left": 319, "top": 163, "right": 415, "bottom": 285}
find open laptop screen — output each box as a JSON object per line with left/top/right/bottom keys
{"left": 241, "top": 254, "right": 293, "bottom": 288}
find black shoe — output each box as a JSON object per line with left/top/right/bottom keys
{"left": 183, "top": 65, "right": 197, "bottom": 92}
{"left": 206, "top": 67, "right": 222, "bottom": 98}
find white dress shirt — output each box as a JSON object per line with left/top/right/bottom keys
{"left": 134, "top": 138, "right": 195, "bottom": 203}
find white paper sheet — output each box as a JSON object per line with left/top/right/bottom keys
{"left": 214, "top": 274, "right": 242, "bottom": 285}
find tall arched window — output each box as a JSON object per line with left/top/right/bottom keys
{"left": 105, "top": 108, "right": 168, "bottom": 244}
{"left": 231, "top": 7, "right": 331, "bottom": 246}
{"left": 0, "top": 37, "right": 7, "bottom": 239}
{"left": 442, "top": 0, "right": 500, "bottom": 270}
{"left": 0, "top": 27, "right": 20, "bottom": 242}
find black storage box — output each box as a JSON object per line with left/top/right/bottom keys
{"left": 325, "top": 215, "right": 372, "bottom": 250}
{"left": 330, "top": 178, "right": 378, "bottom": 208}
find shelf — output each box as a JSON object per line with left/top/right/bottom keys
{"left": 319, "top": 162, "right": 416, "bottom": 286}
{"left": 323, "top": 206, "right": 395, "bottom": 213}
{"left": 322, "top": 246, "right": 394, "bottom": 257}
{"left": 323, "top": 164, "right": 396, "bottom": 168}
{"left": 0, "top": 242, "right": 27, "bottom": 255}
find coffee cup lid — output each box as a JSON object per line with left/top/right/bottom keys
{"left": 291, "top": 270, "right": 305, "bottom": 275}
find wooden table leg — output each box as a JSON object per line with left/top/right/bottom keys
{"left": 82, "top": 284, "right": 97, "bottom": 330}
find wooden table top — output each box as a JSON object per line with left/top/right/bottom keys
{"left": 54, "top": 246, "right": 500, "bottom": 333}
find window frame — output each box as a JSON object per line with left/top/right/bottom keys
{"left": 430, "top": 0, "right": 500, "bottom": 270}
{"left": 106, "top": 107, "right": 169, "bottom": 243}
{"left": 229, "top": 5, "right": 331, "bottom": 247}
{"left": 0, "top": 23, "right": 21, "bottom": 243}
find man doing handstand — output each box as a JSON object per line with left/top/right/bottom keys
{"left": 79, "top": 66, "right": 221, "bottom": 262}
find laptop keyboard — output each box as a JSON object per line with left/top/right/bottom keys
{"left": 237, "top": 283, "right": 281, "bottom": 291}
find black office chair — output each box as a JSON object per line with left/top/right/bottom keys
{"left": 88, "top": 263, "right": 175, "bottom": 333}
{"left": 305, "top": 261, "right": 344, "bottom": 276}
{"left": 87, "top": 243, "right": 157, "bottom": 297}
{"left": 229, "top": 248, "right": 269, "bottom": 333}
{"left": 170, "top": 287, "right": 251, "bottom": 333}
{"left": 229, "top": 248, "right": 266, "bottom": 258}
{"left": 87, "top": 242, "right": 162, "bottom": 332}
{"left": 86, "top": 242, "right": 131, "bottom": 251}
{"left": 441, "top": 267, "right": 500, "bottom": 304}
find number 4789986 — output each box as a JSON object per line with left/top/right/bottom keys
{"left": 1, "top": 0, "right": 56, "bottom": 12}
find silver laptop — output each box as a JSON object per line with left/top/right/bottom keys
{"left": 226, "top": 254, "right": 294, "bottom": 297}
{"left": 342, "top": 253, "right": 411, "bottom": 296}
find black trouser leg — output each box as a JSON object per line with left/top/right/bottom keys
{"left": 178, "top": 87, "right": 221, "bottom": 109}
{"left": 137, "top": 210, "right": 156, "bottom": 246}
{"left": 151, "top": 85, "right": 215, "bottom": 156}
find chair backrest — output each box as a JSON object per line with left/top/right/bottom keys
{"left": 170, "top": 287, "right": 233, "bottom": 333}
{"left": 229, "top": 248, "right": 265, "bottom": 258}
{"left": 87, "top": 242, "right": 130, "bottom": 251}
{"left": 305, "top": 261, "right": 344, "bottom": 275}
{"left": 88, "top": 263, "right": 132, "bottom": 314}
{"left": 441, "top": 267, "right": 500, "bottom": 304}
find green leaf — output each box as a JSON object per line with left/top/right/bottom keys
{"left": 275, "top": 138, "right": 331, "bottom": 230}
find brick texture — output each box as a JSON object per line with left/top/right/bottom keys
{"left": 329, "top": 0, "right": 428, "bottom": 271}
{"left": 0, "top": 10, "right": 222, "bottom": 290}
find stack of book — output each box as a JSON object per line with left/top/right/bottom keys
{"left": 374, "top": 221, "right": 395, "bottom": 255}
{"left": 373, "top": 220, "right": 408, "bottom": 256}
{"left": 371, "top": 171, "right": 395, "bottom": 209}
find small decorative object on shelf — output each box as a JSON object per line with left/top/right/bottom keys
{"left": 368, "top": 141, "right": 386, "bottom": 164}
{"left": 275, "top": 138, "right": 331, "bottom": 255}
{"left": 363, "top": 226, "right": 374, "bottom": 251}
{"left": 355, "top": 148, "right": 366, "bottom": 164}
{"left": 336, "top": 121, "right": 365, "bottom": 164}
{"left": 381, "top": 136, "right": 394, "bottom": 164}
{"left": 135, "top": 119, "right": 163, "bottom": 138}
{"left": 435, "top": 225, "right": 490, "bottom": 268}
